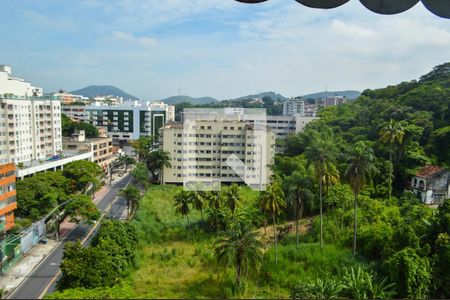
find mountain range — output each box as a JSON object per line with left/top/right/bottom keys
{"left": 71, "top": 85, "right": 139, "bottom": 100}
{"left": 162, "top": 95, "right": 219, "bottom": 105}
{"left": 70, "top": 85, "right": 361, "bottom": 104}
{"left": 301, "top": 90, "right": 361, "bottom": 100}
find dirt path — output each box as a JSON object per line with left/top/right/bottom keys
{"left": 257, "top": 217, "right": 313, "bottom": 245}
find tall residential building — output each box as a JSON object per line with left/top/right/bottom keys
{"left": 0, "top": 66, "right": 63, "bottom": 164}
{"left": 0, "top": 65, "right": 43, "bottom": 97}
{"left": 161, "top": 108, "right": 275, "bottom": 189}
{"left": 283, "top": 98, "right": 305, "bottom": 116}
{"left": 85, "top": 101, "right": 175, "bottom": 144}
{"left": 0, "top": 163, "right": 17, "bottom": 233}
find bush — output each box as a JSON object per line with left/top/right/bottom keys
{"left": 384, "top": 247, "right": 431, "bottom": 299}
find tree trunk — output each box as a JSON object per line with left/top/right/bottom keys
{"left": 186, "top": 214, "right": 190, "bottom": 226}
{"left": 236, "top": 256, "right": 242, "bottom": 288}
{"left": 263, "top": 219, "right": 267, "bottom": 236}
{"left": 295, "top": 198, "right": 299, "bottom": 247}
{"left": 388, "top": 149, "right": 392, "bottom": 201}
{"left": 273, "top": 212, "right": 278, "bottom": 265}
{"left": 125, "top": 164, "right": 128, "bottom": 173}
{"left": 353, "top": 192, "right": 358, "bottom": 256}
{"left": 320, "top": 181, "right": 323, "bottom": 249}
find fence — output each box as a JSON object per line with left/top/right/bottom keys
{"left": 0, "top": 218, "right": 46, "bottom": 274}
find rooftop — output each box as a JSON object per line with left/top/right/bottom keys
{"left": 416, "top": 165, "right": 444, "bottom": 177}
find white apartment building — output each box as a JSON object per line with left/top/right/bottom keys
{"left": 0, "top": 65, "right": 43, "bottom": 97}
{"left": 161, "top": 109, "right": 275, "bottom": 189}
{"left": 0, "top": 66, "right": 62, "bottom": 164}
{"left": 283, "top": 98, "right": 305, "bottom": 116}
{"left": 267, "top": 115, "right": 318, "bottom": 152}
{"left": 85, "top": 100, "right": 175, "bottom": 144}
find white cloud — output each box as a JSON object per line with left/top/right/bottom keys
{"left": 112, "top": 31, "right": 158, "bottom": 47}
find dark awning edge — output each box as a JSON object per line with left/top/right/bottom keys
{"left": 234, "top": 0, "right": 450, "bottom": 19}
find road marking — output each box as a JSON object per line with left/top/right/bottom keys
{"left": 36, "top": 175, "right": 133, "bottom": 299}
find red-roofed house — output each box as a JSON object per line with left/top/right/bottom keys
{"left": 411, "top": 165, "right": 449, "bottom": 204}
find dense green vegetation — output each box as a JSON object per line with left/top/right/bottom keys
{"left": 62, "top": 113, "right": 99, "bottom": 138}
{"left": 47, "top": 64, "right": 449, "bottom": 299}
{"left": 15, "top": 160, "right": 102, "bottom": 232}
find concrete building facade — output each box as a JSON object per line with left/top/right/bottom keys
{"left": 63, "top": 130, "right": 114, "bottom": 169}
{"left": 85, "top": 101, "right": 175, "bottom": 144}
{"left": 0, "top": 96, "right": 62, "bottom": 164}
{"left": 62, "top": 105, "right": 87, "bottom": 122}
{"left": 0, "top": 65, "right": 42, "bottom": 97}
{"left": 161, "top": 118, "right": 275, "bottom": 189}
{"left": 0, "top": 163, "right": 16, "bottom": 233}
{"left": 283, "top": 98, "right": 305, "bottom": 116}
{"left": 411, "top": 165, "right": 450, "bottom": 205}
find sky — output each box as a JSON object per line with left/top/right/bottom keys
{"left": 0, "top": 0, "right": 449, "bottom": 100}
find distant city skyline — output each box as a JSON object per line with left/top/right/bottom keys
{"left": 0, "top": 0, "right": 449, "bottom": 100}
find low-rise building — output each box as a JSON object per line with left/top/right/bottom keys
{"left": 410, "top": 165, "right": 450, "bottom": 204}
{"left": 62, "top": 105, "right": 87, "bottom": 122}
{"left": 62, "top": 130, "right": 114, "bottom": 170}
{"left": 319, "top": 96, "right": 347, "bottom": 108}
{"left": 48, "top": 91, "right": 89, "bottom": 105}
{"left": 0, "top": 163, "right": 16, "bottom": 233}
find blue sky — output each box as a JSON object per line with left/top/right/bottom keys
{"left": 1, "top": 0, "right": 449, "bottom": 100}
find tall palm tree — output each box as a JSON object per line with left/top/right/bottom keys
{"left": 259, "top": 180, "right": 285, "bottom": 264}
{"left": 224, "top": 184, "right": 241, "bottom": 213}
{"left": 305, "top": 132, "right": 338, "bottom": 249}
{"left": 379, "top": 119, "right": 405, "bottom": 201}
{"left": 147, "top": 150, "right": 171, "bottom": 184}
{"left": 120, "top": 185, "right": 141, "bottom": 219}
{"left": 285, "top": 171, "right": 314, "bottom": 246}
{"left": 188, "top": 191, "right": 205, "bottom": 220}
{"left": 345, "top": 142, "right": 377, "bottom": 255}
{"left": 174, "top": 189, "right": 191, "bottom": 225}
{"left": 214, "top": 224, "right": 262, "bottom": 289}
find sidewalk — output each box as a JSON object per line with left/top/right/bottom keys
{"left": 0, "top": 171, "right": 130, "bottom": 295}
{"left": 0, "top": 240, "right": 58, "bottom": 294}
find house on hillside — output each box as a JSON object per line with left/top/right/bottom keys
{"left": 410, "top": 165, "right": 450, "bottom": 205}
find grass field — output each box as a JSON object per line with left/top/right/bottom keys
{"left": 129, "top": 184, "right": 363, "bottom": 299}
{"left": 47, "top": 184, "right": 364, "bottom": 299}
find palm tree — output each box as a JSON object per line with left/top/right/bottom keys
{"left": 305, "top": 132, "right": 338, "bottom": 249}
{"left": 345, "top": 142, "right": 377, "bottom": 255}
{"left": 120, "top": 185, "right": 141, "bottom": 219}
{"left": 259, "top": 180, "right": 285, "bottom": 264}
{"left": 224, "top": 184, "right": 241, "bottom": 213}
{"left": 147, "top": 150, "right": 171, "bottom": 184}
{"left": 285, "top": 171, "right": 314, "bottom": 246}
{"left": 188, "top": 191, "right": 205, "bottom": 220}
{"left": 379, "top": 119, "right": 405, "bottom": 201}
{"left": 214, "top": 224, "right": 262, "bottom": 289}
{"left": 174, "top": 189, "right": 191, "bottom": 225}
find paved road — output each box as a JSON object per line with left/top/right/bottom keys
{"left": 8, "top": 173, "right": 133, "bottom": 299}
